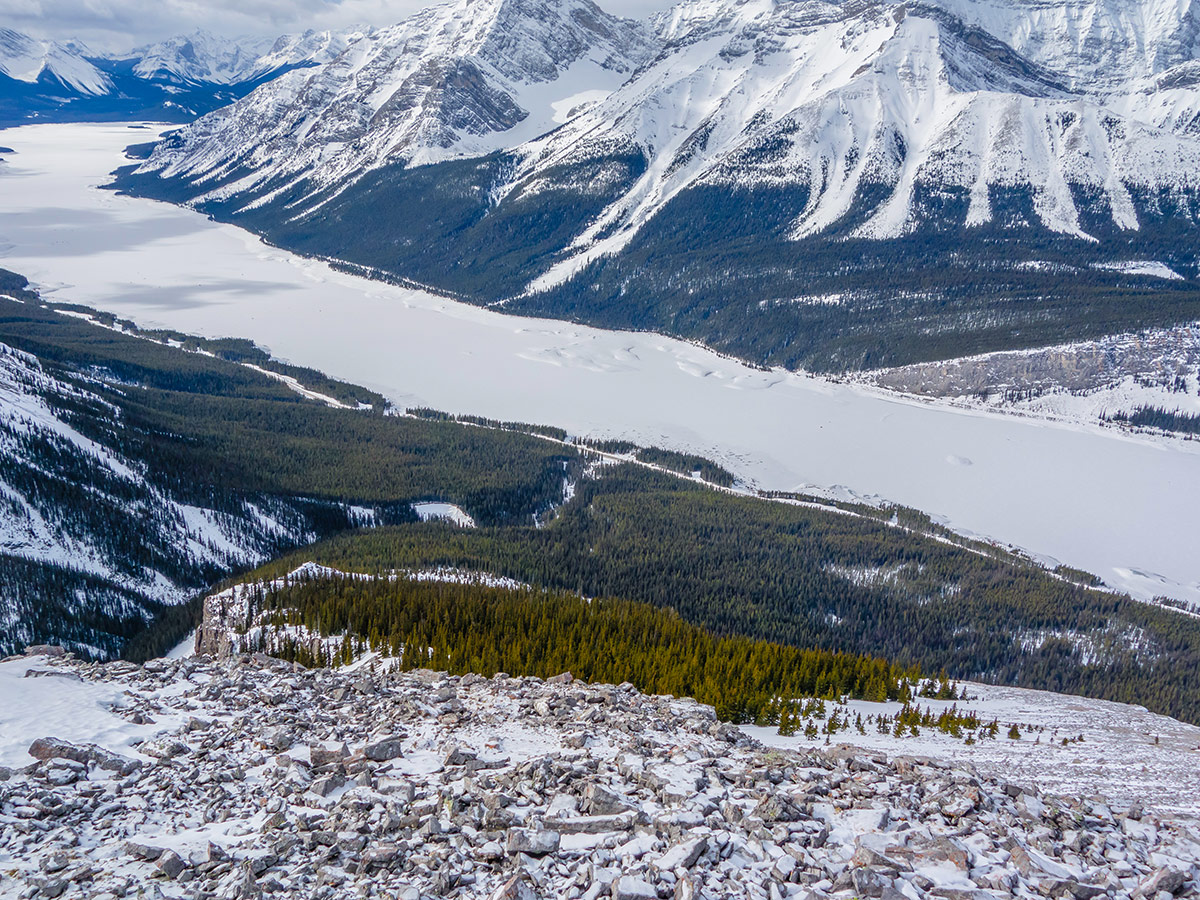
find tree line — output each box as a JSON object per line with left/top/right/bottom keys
{"left": 239, "top": 571, "right": 921, "bottom": 724}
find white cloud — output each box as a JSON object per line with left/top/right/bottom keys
{"left": 4, "top": 0, "right": 429, "bottom": 52}
{"left": 0, "top": 0, "right": 666, "bottom": 53}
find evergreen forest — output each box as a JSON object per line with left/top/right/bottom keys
{"left": 3, "top": 269, "right": 1200, "bottom": 727}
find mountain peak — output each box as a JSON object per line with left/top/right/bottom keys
{"left": 138, "top": 0, "right": 659, "bottom": 191}
{"left": 0, "top": 27, "right": 111, "bottom": 95}
{"left": 129, "top": 31, "right": 277, "bottom": 85}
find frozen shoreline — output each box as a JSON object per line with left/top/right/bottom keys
{"left": 2, "top": 121, "right": 1199, "bottom": 606}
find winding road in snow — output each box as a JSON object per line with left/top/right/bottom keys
{"left": 2, "top": 122, "right": 1199, "bottom": 606}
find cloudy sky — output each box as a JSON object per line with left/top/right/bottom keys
{"left": 2, "top": 0, "right": 659, "bottom": 52}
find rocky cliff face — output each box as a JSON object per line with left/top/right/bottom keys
{"left": 870, "top": 326, "right": 1200, "bottom": 397}
{"left": 2, "top": 648, "right": 1198, "bottom": 900}
{"left": 194, "top": 590, "right": 245, "bottom": 659}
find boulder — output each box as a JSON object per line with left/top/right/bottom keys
{"left": 310, "top": 743, "right": 348, "bottom": 769}
{"left": 543, "top": 812, "right": 637, "bottom": 834}
{"left": 24, "top": 644, "right": 67, "bottom": 657}
{"left": 310, "top": 774, "right": 346, "bottom": 797}
{"left": 506, "top": 828, "right": 560, "bottom": 855}
{"left": 444, "top": 744, "right": 476, "bottom": 767}
{"left": 28, "top": 737, "right": 141, "bottom": 776}
{"left": 155, "top": 850, "right": 187, "bottom": 879}
{"left": 652, "top": 836, "right": 708, "bottom": 871}
{"left": 364, "top": 736, "right": 405, "bottom": 762}
{"left": 614, "top": 876, "right": 658, "bottom": 900}
{"left": 582, "top": 783, "right": 635, "bottom": 816}
{"left": 853, "top": 866, "right": 896, "bottom": 897}
{"left": 1135, "top": 868, "right": 1187, "bottom": 898}
{"left": 124, "top": 841, "right": 165, "bottom": 861}
{"left": 490, "top": 873, "right": 540, "bottom": 900}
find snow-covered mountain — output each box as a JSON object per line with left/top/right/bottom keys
{"left": 139, "top": 0, "right": 1200, "bottom": 231}
{"left": 144, "top": 0, "right": 656, "bottom": 199}
{"left": 513, "top": 0, "right": 1200, "bottom": 286}
{"left": 123, "top": 0, "right": 1200, "bottom": 371}
{"left": 0, "top": 27, "right": 111, "bottom": 96}
{"left": 0, "top": 27, "right": 364, "bottom": 126}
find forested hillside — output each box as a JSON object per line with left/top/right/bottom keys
{"left": 220, "top": 569, "right": 921, "bottom": 725}
{"left": 117, "top": 155, "right": 1200, "bottom": 374}
{"left": 243, "top": 465, "right": 1200, "bottom": 724}
{"left": 6, "top": 267, "right": 1200, "bottom": 726}
{"left": 0, "top": 270, "right": 573, "bottom": 657}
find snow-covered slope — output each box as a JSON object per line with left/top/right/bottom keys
{"left": 925, "top": 0, "right": 1200, "bottom": 90}
{"left": 0, "top": 28, "right": 111, "bottom": 96}
{"left": 139, "top": 0, "right": 657, "bottom": 198}
{"left": 1108, "top": 62, "right": 1200, "bottom": 134}
{"left": 516, "top": 0, "right": 1200, "bottom": 285}
{"left": 0, "top": 340, "right": 352, "bottom": 659}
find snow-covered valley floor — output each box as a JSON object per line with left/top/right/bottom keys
{"left": 2, "top": 123, "right": 1200, "bottom": 608}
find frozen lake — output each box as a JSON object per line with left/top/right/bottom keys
{"left": 2, "top": 122, "right": 1198, "bottom": 605}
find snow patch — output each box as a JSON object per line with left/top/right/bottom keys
{"left": 411, "top": 502, "right": 476, "bottom": 528}
{"left": 1092, "top": 260, "right": 1185, "bottom": 281}
{"left": 0, "top": 655, "right": 174, "bottom": 768}
{"left": 749, "top": 678, "right": 1200, "bottom": 819}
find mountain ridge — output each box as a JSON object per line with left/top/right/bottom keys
{"left": 0, "top": 26, "right": 365, "bottom": 126}
{"left": 117, "top": 0, "right": 1200, "bottom": 371}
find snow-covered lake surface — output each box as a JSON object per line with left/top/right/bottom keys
{"left": 2, "top": 122, "right": 1199, "bottom": 606}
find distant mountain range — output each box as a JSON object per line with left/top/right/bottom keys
{"left": 40, "top": 0, "right": 1200, "bottom": 369}
{"left": 0, "top": 27, "right": 361, "bottom": 126}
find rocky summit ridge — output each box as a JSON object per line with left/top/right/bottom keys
{"left": 0, "top": 647, "right": 1197, "bottom": 900}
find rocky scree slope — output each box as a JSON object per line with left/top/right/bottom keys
{"left": 1, "top": 647, "right": 1199, "bottom": 900}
